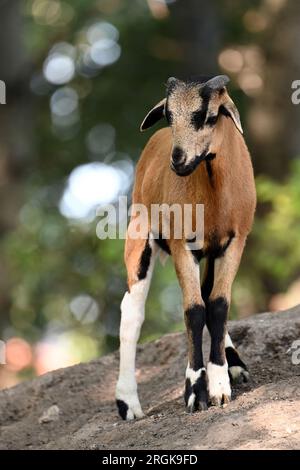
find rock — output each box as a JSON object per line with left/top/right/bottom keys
{"left": 38, "top": 405, "right": 60, "bottom": 424}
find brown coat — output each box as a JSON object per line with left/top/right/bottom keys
{"left": 132, "top": 114, "right": 256, "bottom": 253}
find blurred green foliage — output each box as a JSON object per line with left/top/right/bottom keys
{"left": 1, "top": 0, "right": 300, "bottom": 381}
{"left": 253, "top": 160, "right": 300, "bottom": 290}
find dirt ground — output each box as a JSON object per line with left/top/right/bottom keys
{"left": 0, "top": 306, "right": 300, "bottom": 450}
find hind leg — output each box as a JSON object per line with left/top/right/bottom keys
{"left": 225, "top": 332, "right": 249, "bottom": 384}
{"left": 116, "top": 232, "right": 158, "bottom": 420}
{"left": 202, "top": 256, "right": 249, "bottom": 386}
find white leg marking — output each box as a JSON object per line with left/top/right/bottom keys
{"left": 187, "top": 392, "right": 196, "bottom": 409}
{"left": 225, "top": 332, "right": 234, "bottom": 349}
{"left": 207, "top": 361, "right": 231, "bottom": 405}
{"left": 225, "top": 332, "right": 249, "bottom": 382}
{"left": 185, "top": 364, "right": 207, "bottom": 411}
{"left": 116, "top": 240, "right": 157, "bottom": 420}
{"left": 116, "top": 284, "right": 147, "bottom": 419}
{"left": 229, "top": 365, "right": 249, "bottom": 381}
{"left": 186, "top": 364, "right": 206, "bottom": 385}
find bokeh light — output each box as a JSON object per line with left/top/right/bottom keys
{"left": 243, "top": 10, "right": 268, "bottom": 33}
{"left": 6, "top": 338, "right": 33, "bottom": 372}
{"left": 43, "top": 43, "right": 76, "bottom": 85}
{"left": 90, "top": 38, "right": 121, "bottom": 67}
{"left": 50, "top": 86, "right": 79, "bottom": 117}
{"left": 32, "top": 0, "right": 61, "bottom": 25}
{"left": 34, "top": 331, "right": 98, "bottom": 375}
{"left": 86, "top": 123, "right": 116, "bottom": 157}
{"left": 87, "top": 21, "right": 119, "bottom": 44}
{"left": 32, "top": 0, "right": 74, "bottom": 27}
{"left": 59, "top": 161, "right": 132, "bottom": 220}
{"left": 218, "top": 48, "right": 244, "bottom": 73}
{"left": 70, "top": 294, "right": 100, "bottom": 324}
{"left": 50, "top": 86, "right": 80, "bottom": 138}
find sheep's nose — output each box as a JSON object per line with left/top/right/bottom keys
{"left": 171, "top": 146, "right": 184, "bottom": 164}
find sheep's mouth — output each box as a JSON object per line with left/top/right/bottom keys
{"left": 171, "top": 151, "right": 209, "bottom": 177}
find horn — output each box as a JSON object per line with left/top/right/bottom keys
{"left": 166, "top": 77, "right": 178, "bottom": 91}
{"left": 167, "top": 77, "right": 177, "bottom": 86}
{"left": 205, "top": 75, "right": 230, "bottom": 90}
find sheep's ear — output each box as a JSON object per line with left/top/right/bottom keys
{"left": 140, "top": 98, "right": 166, "bottom": 131}
{"left": 220, "top": 97, "right": 243, "bottom": 134}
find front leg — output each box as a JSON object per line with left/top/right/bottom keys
{"left": 184, "top": 304, "right": 208, "bottom": 412}
{"left": 173, "top": 244, "right": 208, "bottom": 413}
{"left": 116, "top": 233, "right": 158, "bottom": 420}
{"left": 206, "top": 236, "right": 246, "bottom": 406}
{"left": 206, "top": 297, "right": 231, "bottom": 406}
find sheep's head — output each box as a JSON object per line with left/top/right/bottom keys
{"left": 140, "top": 75, "right": 243, "bottom": 177}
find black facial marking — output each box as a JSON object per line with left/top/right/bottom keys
{"left": 116, "top": 399, "right": 128, "bottom": 420}
{"left": 141, "top": 103, "right": 165, "bottom": 130}
{"left": 191, "top": 86, "right": 212, "bottom": 130}
{"left": 137, "top": 238, "right": 152, "bottom": 280}
{"left": 201, "top": 256, "right": 215, "bottom": 305}
{"left": 226, "top": 346, "right": 248, "bottom": 370}
{"left": 205, "top": 114, "right": 218, "bottom": 127}
{"left": 173, "top": 148, "right": 209, "bottom": 176}
{"left": 206, "top": 297, "right": 228, "bottom": 365}
{"left": 172, "top": 146, "right": 184, "bottom": 163}
{"left": 154, "top": 234, "right": 171, "bottom": 255}
{"left": 185, "top": 304, "right": 206, "bottom": 370}
{"left": 191, "top": 98, "right": 209, "bottom": 131}
{"left": 191, "top": 109, "right": 207, "bottom": 131}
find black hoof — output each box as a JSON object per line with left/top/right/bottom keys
{"left": 116, "top": 399, "right": 128, "bottom": 420}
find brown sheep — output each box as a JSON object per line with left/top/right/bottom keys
{"left": 116, "top": 75, "right": 256, "bottom": 420}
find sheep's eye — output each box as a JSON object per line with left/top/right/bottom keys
{"left": 191, "top": 109, "right": 207, "bottom": 131}
{"left": 205, "top": 114, "right": 218, "bottom": 127}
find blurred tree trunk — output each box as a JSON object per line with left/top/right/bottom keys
{"left": 0, "top": 0, "right": 32, "bottom": 234}
{"left": 170, "top": 0, "right": 221, "bottom": 77}
{"left": 0, "top": 0, "right": 32, "bottom": 322}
